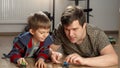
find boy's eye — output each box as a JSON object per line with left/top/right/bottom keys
{"left": 40, "top": 32, "right": 43, "bottom": 34}
{"left": 40, "top": 32, "right": 44, "bottom": 34}
{"left": 47, "top": 32, "right": 49, "bottom": 33}
{"left": 39, "top": 32, "right": 49, "bottom": 34}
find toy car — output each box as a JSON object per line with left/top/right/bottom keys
{"left": 20, "top": 62, "right": 26, "bottom": 68}
{"left": 108, "top": 36, "right": 116, "bottom": 44}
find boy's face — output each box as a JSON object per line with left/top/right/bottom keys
{"left": 30, "top": 28, "right": 50, "bottom": 42}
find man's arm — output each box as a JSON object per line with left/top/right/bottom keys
{"left": 65, "top": 44, "right": 118, "bottom": 66}
{"left": 50, "top": 44, "right": 63, "bottom": 63}
{"left": 82, "top": 44, "right": 118, "bottom": 66}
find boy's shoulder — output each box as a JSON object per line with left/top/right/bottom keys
{"left": 18, "top": 32, "right": 31, "bottom": 38}
{"left": 13, "top": 32, "right": 32, "bottom": 44}
{"left": 44, "top": 35, "right": 53, "bottom": 46}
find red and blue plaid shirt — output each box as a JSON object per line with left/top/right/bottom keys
{"left": 8, "top": 32, "right": 53, "bottom": 63}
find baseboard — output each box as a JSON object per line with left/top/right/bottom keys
{"left": 0, "top": 32, "right": 20, "bottom": 36}
{"left": 104, "top": 31, "right": 119, "bottom": 34}
{"left": 0, "top": 31, "right": 119, "bottom": 36}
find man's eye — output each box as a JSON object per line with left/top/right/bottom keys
{"left": 40, "top": 32, "right": 43, "bottom": 34}
{"left": 73, "top": 28, "right": 77, "bottom": 31}
{"left": 65, "top": 29, "right": 69, "bottom": 31}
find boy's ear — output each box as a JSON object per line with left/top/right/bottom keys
{"left": 29, "top": 29, "right": 34, "bottom": 35}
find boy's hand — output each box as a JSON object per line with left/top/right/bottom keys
{"left": 35, "top": 58, "right": 46, "bottom": 68}
{"left": 17, "top": 58, "right": 28, "bottom": 66}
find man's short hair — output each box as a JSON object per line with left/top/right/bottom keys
{"left": 61, "top": 6, "right": 86, "bottom": 27}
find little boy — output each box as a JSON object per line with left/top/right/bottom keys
{"left": 7, "top": 11, "right": 53, "bottom": 68}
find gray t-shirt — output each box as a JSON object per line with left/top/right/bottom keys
{"left": 52, "top": 24, "right": 110, "bottom": 57}
{"left": 28, "top": 39, "right": 40, "bottom": 57}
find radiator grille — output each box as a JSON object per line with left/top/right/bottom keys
{"left": 0, "top": 0, "right": 51, "bottom": 24}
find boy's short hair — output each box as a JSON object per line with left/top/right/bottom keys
{"left": 28, "top": 11, "right": 51, "bottom": 30}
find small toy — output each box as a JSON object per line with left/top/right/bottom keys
{"left": 20, "top": 62, "right": 26, "bottom": 68}
{"left": 62, "top": 62, "right": 69, "bottom": 68}
{"left": 108, "top": 36, "right": 116, "bottom": 44}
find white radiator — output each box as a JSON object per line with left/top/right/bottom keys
{"left": 0, "top": 0, "right": 51, "bottom": 32}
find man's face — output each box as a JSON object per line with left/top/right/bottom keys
{"left": 64, "top": 20, "right": 86, "bottom": 44}
{"left": 31, "top": 28, "right": 50, "bottom": 42}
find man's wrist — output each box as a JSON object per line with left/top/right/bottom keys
{"left": 81, "top": 57, "right": 87, "bottom": 66}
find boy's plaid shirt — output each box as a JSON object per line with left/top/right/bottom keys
{"left": 8, "top": 32, "right": 53, "bottom": 63}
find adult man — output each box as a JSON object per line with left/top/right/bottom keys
{"left": 50, "top": 5, "right": 118, "bottom": 67}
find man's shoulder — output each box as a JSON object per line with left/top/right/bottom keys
{"left": 54, "top": 24, "right": 65, "bottom": 36}
{"left": 57, "top": 24, "right": 64, "bottom": 31}
{"left": 86, "top": 24, "right": 103, "bottom": 36}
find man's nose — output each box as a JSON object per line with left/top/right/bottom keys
{"left": 69, "top": 30, "right": 74, "bottom": 37}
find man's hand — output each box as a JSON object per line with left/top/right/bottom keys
{"left": 51, "top": 50, "right": 63, "bottom": 63}
{"left": 65, "top": 53, "right": 84, "bottom": 65}
{"left": 17, "top": 58, "right": 28, "bottom": 66}
{"left": 35, "top": 58, "right": 46, "bottom": 68}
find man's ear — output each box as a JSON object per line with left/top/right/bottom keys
{"left": 29, "top": 29, "right": 34, "bottom": 35}
{"left": 83, "top": 23, "right": 87, "bottom": 29}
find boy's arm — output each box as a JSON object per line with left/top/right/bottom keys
{"left": 9, "top": 42, "right": 23, "bottom": 63}
{"left": 9, "top": 32, "right": 31, "bottom": 64}
{"left": 36, "top": 36, "right": 53, "bottom": 61}
{"left": 36, "top": 46, "right": 50, "bottom": 62}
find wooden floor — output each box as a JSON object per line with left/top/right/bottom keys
{"left": 0, "top": 35, "right": 119, "bottom": 68}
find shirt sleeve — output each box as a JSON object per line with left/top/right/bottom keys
{"left": 36, "top": 46, "right": 50, "bottom": 61}
{"left": 8, "top": 33, "right": 27, "bottom": 63}
{"left": 9, "top": 42, "right": 23, "bottom": 63}
{"left": 36, "top": 35, "right": 53, "bottom": 61}
{"left": 95, "top": 30, "right": 111, "bottom": 52}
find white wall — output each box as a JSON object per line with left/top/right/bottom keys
{"left": 0, "top": 0, "right": 119, "bottom": 32}
{"left": 119, "top": 0, "right": 120, "bottom": 14}
{"left": 54, "top": 0, "right": 120, "bottom": 31}
{"left": 90, "top": 0, "right": 119, "bottom": 31}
